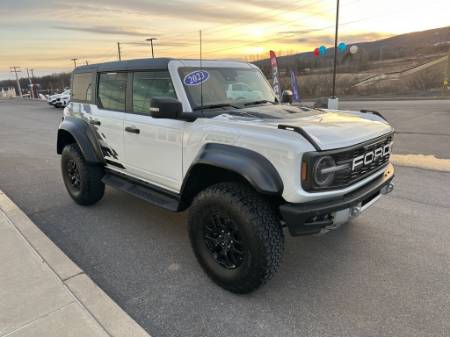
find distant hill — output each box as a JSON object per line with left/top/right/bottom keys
{"left": 254, "top": 26, "right": 450, "bottom": 73}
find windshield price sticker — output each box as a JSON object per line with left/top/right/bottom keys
{"left": 183, "top": 70, "right": 209, "bottom": 86}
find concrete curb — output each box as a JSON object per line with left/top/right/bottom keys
{"left": 0, "top": 191, "right": 150, "bottom": 337}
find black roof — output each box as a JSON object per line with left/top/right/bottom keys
{"left": 73, "top": 58, "right": 173, "bottom": 74}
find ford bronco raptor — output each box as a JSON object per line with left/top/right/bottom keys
{"left": 57, "top": 58, "right": 395, "bottom": 293}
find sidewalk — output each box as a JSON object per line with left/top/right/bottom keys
{"left": 0, "top": 191, "right": 150, "bottom": 337}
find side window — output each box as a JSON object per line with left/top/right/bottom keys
{"left": 132, "top": 71, "right": 176, "bottom": 114}
{"left": 72, "top": 73, "right": 93, "bottom": 102}
{"left": 97, "top": 72, "right": 127, "bottom": 111}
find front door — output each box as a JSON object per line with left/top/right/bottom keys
{"left": 123, "top": 71, "right": 184, "bottom": 192}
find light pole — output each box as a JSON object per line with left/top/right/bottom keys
{"left": 331, "top": 0, "right": 340, "bottom": 99}
{"left": 146, "top": 38, "right": 157, "bottom": 58}
{"left": 71, "top": 58, "right": 78, "bottom": 68}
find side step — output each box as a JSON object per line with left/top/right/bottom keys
{"left": 102, "top": 173, "right": 180, "bottom": 212}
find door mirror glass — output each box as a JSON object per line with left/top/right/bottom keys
{"left": 150, "top": 97, "right": 182, "bottom": 119}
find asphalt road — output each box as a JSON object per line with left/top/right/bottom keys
{"left": 0, "top": 99, "right": 449, "bottom": 337}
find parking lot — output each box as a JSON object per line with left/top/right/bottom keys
{"left": 0, "top": 98, "right": 449, "bottom": 337}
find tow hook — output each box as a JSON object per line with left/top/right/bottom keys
{"left": 381, "top": 182, "right": 394, "bottom": 195}
{"left": 350, "top": 206, "right": 361, "bottom": 217}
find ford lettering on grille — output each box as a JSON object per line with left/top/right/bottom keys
{"left": 352, "top": 142, "right": 393, "bottom": 171}
{"left": 321, "top": 134, "right": 394, "bottom": 190}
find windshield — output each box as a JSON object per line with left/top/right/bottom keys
{"left": 178, "top": 67, "right": 276, "bottom": 110}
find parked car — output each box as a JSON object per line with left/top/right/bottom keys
{"left": 57, "top": 58, "right": 395, "bottom": 293}
{"left": 48, "top": 89, "right": 70, "bottom": 106}
{"left": 54, "top": 90, "right": 71, "bottom": 108}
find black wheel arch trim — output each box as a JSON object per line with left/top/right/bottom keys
{"left": 57, "top": 116, "right": 105, "bottom": 164}
{"left": 182, "top": 143, "right": 284, "bottom": 197}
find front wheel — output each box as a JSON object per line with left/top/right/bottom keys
{"left": 188, "top": 183, "right": 284, "bottom": 293}
{"left": 61, "top": 144, "right": 105, "bottom": 206}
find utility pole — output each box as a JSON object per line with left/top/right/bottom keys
{"left": 117, "top": 42, "right": 122, "bottom": 61}
{"left": 71, "top": 58, "right": 78, "bottom": 68}
{"left": 26, "top": 68, "right": 34, "bottom": 99}
{"left": 146, "top": 38, "right": 157, "bottom": 58}
{"left": 10, "top": 66, "right": 23, "bottom": 98}
{"left": 331, "top": 0, "right": 340, "bottom": 99}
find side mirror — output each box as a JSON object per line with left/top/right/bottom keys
{"left": 281, "top": 90, "right": 293, "bottom": 104}
{"left": 150, "top": 97, "right": 182, "bottom": 119}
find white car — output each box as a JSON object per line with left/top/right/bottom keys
{"left": 57, "top": 58, "right": 394, "bottom": 293}
{"left": 55, "top": 91, "right": 71, "bottom": 108}
{"left": 48, "top": 89, "right": 70, "bottom": 107}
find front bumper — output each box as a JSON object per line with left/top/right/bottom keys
{"left": 280, "top": 163, "right": 395, "bottom": 236}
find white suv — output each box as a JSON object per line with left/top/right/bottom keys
{"left": 57, "top": 58, "right": 395, "bottom": 293}
{"left": 48, "top": 89, "right": 70, "bottom": 107}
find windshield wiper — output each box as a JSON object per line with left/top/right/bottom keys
{"left": 244, "top": 100, "right": 276, "bottom": 106}
{"left": 193, "top": 103, "right": 239, "bottom": 111}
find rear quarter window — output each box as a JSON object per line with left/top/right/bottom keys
{"left": 72, "top": 73, "right": 93, "bottom": 102}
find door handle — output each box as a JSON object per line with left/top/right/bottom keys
{"left": 125, "top": 126, "right": 140, "bottom": 134}
{"left": 89, "top": 119, "right": 101, "bottom": 126}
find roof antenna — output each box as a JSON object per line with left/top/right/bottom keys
{"left": 199, "top": 29, "right": 204, "bottom": 115}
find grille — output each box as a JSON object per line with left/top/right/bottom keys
{"left": 330, "top": 135, "right": 393, "bottom": 188}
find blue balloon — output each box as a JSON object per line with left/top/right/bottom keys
{"left": 338, "top": 42, "right": 347, "bottom": 53}
{"left": 319, "top": 45, "right": 327, "bottom": 56}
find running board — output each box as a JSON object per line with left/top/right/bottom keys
{"left": 102, "top": 173, "right": 180, "bottom": 211}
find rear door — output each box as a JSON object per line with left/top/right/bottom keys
{"left": 91, "top": 72, "right": 127, "bottom": 170}
{"left": 123, "top": 71, "right": 184, "bottom": 192}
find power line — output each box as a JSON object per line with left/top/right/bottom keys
{"left": 181, "top": 0, "right": 443, "bottom": 58}
{"left": 155, "top": 0, "right": 361, "bottom": 55}
{"left": 102, "top": 0, "right": 361, "bottom": 60}
{"left": 159, "top": 0, "right": 330, "bottom": 41}
{"left": 115, "top": 0, "right": 339, "bottom": 56}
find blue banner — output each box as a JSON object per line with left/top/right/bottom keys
{"left": 290, "top": 69, "right": 301, "bottom": 102}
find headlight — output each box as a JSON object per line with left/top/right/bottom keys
{"left": 313, "top": 156, "right": 336, "bottom": 187}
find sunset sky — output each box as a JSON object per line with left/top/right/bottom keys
{"left": 1, "top": 0, "right": 449, "bottom": 80}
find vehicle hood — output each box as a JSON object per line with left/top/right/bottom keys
{"left": 217, "top": 105, "right": 394, "bottom": 150}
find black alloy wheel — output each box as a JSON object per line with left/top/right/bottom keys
{"left": 203, "top": 211, "right": 246, "bottom": 270}
{"left": 66, "top": 159, "right": 81, "bottom": 191}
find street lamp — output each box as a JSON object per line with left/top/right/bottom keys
{"left": 146, "top": 38, "right": 157, "bottom": 58}
{"left": 331, "top": 0, "right": 340, "bottom": 99}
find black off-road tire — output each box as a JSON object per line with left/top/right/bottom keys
{"left": 61, "top": 144, "right": 105, "bottom": 206}
{"left": 188, "top": 182, "right": 284, "bottom": 294}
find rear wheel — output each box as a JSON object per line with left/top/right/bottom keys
{"left": 61, "top": 144, "right": 105, "bottom": 206}
{"left": 188, "top": 183, "right": 284, "bottom": 293}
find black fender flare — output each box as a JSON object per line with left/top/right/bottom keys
{"left": 57, "top": 116, "right": 104, "bottom": 164}
{"left": 183, "top": 143, "right": 284, "bottom": 196}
